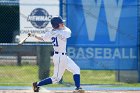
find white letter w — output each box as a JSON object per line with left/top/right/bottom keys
{"left": 82, "top": 0, "right": 102, "bottom": 41}
{"left": 104, "top": 0, "right": 123, "bottom": 41}
{"left": 82, "top": 0, "right": 123, "bottom": 42}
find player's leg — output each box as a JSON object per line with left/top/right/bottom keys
{"left": 32, "top": 54, "right": 65, "bottom": 92}
{"left": 35, "top": 55, "right": 59, "bottom": 87}
{"left": 66, "top": 56, "right": 85, "bottom": 93}
{"left": 36, "top": 54, "right": 66, "bottom": 86}
{"left": 51, "top": 54, "right": 67, "bottom": 84}
{"left": 66, "top": 56, "right": 81, "bottom": 89}
{"left": 32, "top": 55, "right": 58, "bottom": 92}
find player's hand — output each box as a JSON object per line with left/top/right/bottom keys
{"left": 28, "top": 33, "right": 36, "bottom": 37}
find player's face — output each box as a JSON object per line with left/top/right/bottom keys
{"left": 58, "top": 23, "right": 64, "bottom": 29}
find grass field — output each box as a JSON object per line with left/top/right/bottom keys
{"left": 0, "top": 65, "right": 140, "bottom": 87}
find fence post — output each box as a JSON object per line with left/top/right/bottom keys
{"left": 17, "top": 53, "right": 21, "bottom": 66}
{"left": 37, "top": 45, "right": 53, "bottom": 80}
{"left": 138, "top": 0, "right": 140, "bottom": 82}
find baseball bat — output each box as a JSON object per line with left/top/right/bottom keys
{"left": 18, "top": 34, "right": 30, "bottom": 45}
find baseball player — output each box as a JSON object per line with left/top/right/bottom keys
{"left": 31, "top": 16, "right": 84, "bottom": 93}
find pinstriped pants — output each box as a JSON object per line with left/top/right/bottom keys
{"left": 51, "top": 53, "right": 80, "bottom": 84}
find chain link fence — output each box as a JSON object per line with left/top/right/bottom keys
{"left": 0, "top": 0, "right": 139, "bottom": 87}
{"left": 0, "top": 48, "right": 117, "bottom": 86}
{"left": 0, "top": 1, "right": 19, "bottom": 43}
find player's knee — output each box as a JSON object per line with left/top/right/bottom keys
{"left": 51, "top": 76, "right": 62, "bottom": 84}
{"left": 77, "top": 66, "right": 80, "bottom": 74}
{"left": 73, "top": 66, "right": 80, "bottom": 75}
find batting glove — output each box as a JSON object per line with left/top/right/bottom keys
{"left": 28, "top": 33, "right": 36, "bottom": 37}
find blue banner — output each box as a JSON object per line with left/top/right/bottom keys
{"left": 66, "top": 0, "right": 138, "bottom": 70}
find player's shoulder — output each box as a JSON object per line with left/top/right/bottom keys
{"left": 64, "top": 26, "right": 71, "bottom": 31}
{"left": 60, "top": 27, "right": 71, "bottom": 38}
{"left": 62, "top": 26, "right": 71, "bottom": 34}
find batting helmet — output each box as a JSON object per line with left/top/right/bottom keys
{"left": 51, "top": 16, "right": 64, "bottom": 29}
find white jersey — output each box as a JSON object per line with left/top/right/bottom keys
{"left": 42, "top": 27, "right": 71, "bottom": 53}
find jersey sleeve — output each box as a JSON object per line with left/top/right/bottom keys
{"left": 61, "top": 28, "right": 71, "bottom": 38}
{"left": 41, "top": 32, "right": 52, "bottom": 42}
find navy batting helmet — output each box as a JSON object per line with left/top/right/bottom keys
{"left": 51, "top": 16, "right": 64, "bottom": 29}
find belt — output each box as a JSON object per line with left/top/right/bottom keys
{"left": 54, "top": 51, "right": 67, "bottom": 55}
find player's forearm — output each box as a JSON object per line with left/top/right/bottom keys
{"left": 34, "top": 35, "right": 44, "bottom": 41}
{"left": 28, "top": 33, "right": 44, "bottom": 41}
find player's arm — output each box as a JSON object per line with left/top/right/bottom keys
{"left": 61, "top": 27, "right": 71, "bottom": 38}
{"left": 34, "top": 35, "right": 44, "bottom": 41}
{"left": 28, "top": 33, "right": 44, "bottom": 41}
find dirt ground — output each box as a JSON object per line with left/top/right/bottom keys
{"left": 0, "top": 90, "right": 140, "bottom": 93}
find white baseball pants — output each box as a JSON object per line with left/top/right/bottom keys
{"left": 51, "top": 53, "right": 80, "bottom": 84}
